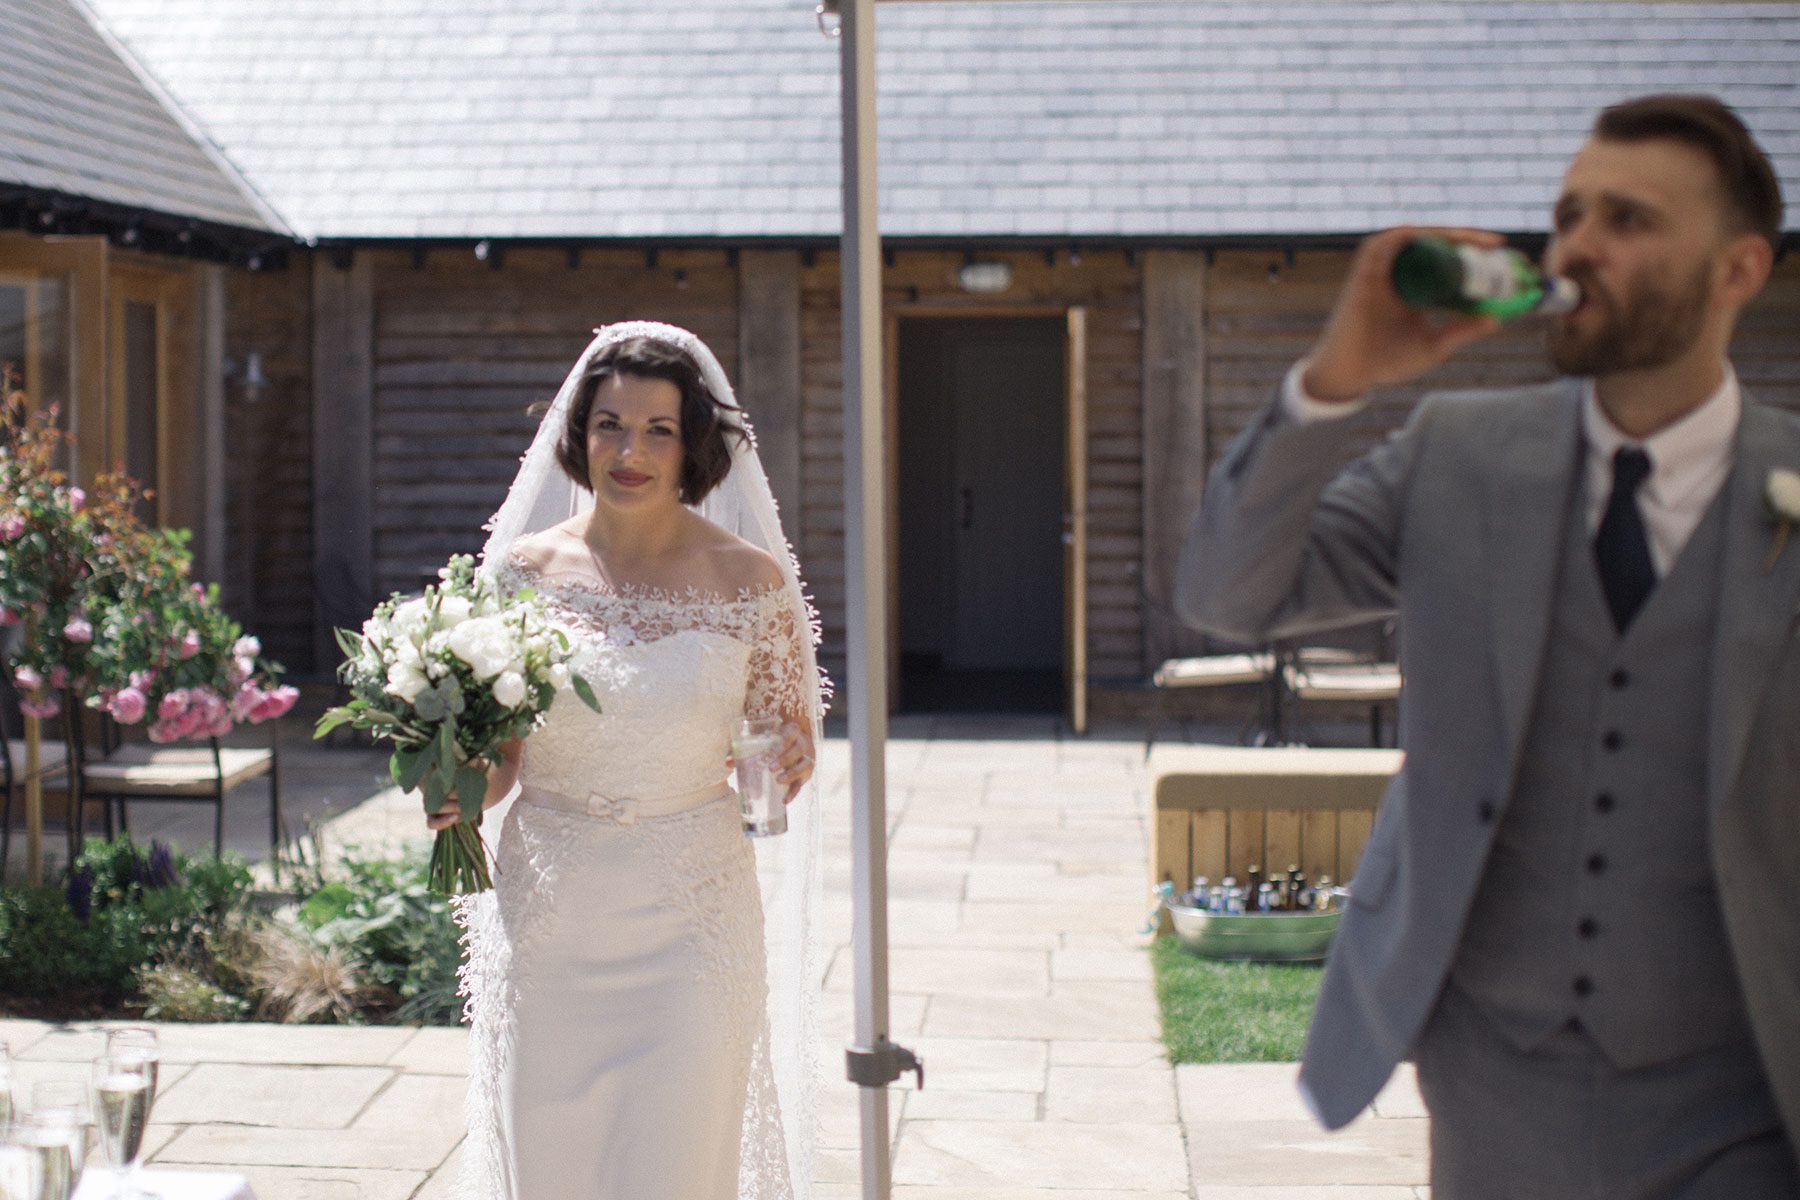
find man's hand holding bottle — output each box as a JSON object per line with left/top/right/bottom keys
{"left": 1301, "top": 226, "right": 1577, "bottom": 406}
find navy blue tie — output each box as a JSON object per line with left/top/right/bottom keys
{"left": 1594, "top": 447, "right": 1656, "bottom": 633}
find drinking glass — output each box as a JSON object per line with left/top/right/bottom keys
{"left": 732, "top": 716, "right": 786, "bottom": 837}
{"left": 24, "top": 1082, "right": 87, "bottom": 1193}
{"left": 0, "top": 1130, "right": 46, "bottom": 1200}
{"left": 101, "top": 1030, "right": 159, "bottom": 1107}
{"left": 9, "top": 1114, "right": 75, "bottom": 1200}
{"left": 90, "top": 1054, "right": 152, "bottom": 1198}
{"left": 0, "top": 1040, "right": 13, "bottom": 1128}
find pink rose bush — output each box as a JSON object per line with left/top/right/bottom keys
{"left": 2, "top": 367, "right": 293, "bottom": 741}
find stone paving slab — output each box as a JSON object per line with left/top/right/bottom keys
{"left": 153, "top": 1064, "right": 392, "bottom": 1128}
{"left": 232, "top": 1166, "right": 429, "bottom": 1200}
{"left": 894, "top": 1120, "right": 1189, "bottom": 1192}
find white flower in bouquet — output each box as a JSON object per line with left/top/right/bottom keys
{"left": 314, "top": 554, "right": 600, "bottom": 895}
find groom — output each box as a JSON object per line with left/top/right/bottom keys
{"left": 1176, "top": 94, "right": 1799, "bottom": 1198}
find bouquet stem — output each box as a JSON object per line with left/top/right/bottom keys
{"left": 429, "top": 817, "right": 493, "bottom": 897}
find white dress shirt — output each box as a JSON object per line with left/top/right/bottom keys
{"left": 1282, "top": 362, "right": 1742, "bottom": 576}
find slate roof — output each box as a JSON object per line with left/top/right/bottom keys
{"left": 0, "top": 0, "right": 280, "bottom": 233}
{"left": 71, "top": 1, "right": 1800, "bottom": 242}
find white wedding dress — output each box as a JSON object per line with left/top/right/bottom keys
{"left": 453, "top": 553, "right": 810, "bottom": 1200}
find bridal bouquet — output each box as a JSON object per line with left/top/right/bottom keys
{"left": 315, "top": 555, "right": 599, "bottom": 895}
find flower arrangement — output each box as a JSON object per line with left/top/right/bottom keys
{"left": 1763, "top": 467, "right": 1800, "bottom": 574}
{"left": 0, "top": 366, "right": 294, "bottom": 735}
{"left": 314, "top": 555, "right": 599, "bottom": 895}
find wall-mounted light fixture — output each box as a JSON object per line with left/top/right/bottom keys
{"left": 958, "top": 260, "right": 1012, "bottom": 294}
{"left": 224, "top": 352, "right": 268, "bottom": 404}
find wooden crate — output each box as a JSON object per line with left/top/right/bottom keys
{"left": 1149, "top": 745, "right": 1400, "bottom": 931}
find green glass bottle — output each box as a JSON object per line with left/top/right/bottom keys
{"left": 1391, "top": 237, "right": 1579, "bottom": 320}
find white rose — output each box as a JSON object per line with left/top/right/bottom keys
{"left": 547, "top": 662, "right": 570, "bottom": 690}
{"left": 436, "top": 595, "right": 474, "bottom": 627}
{"left": 1767, "top": 468, "right": 1800, "bottom": 521}
{"left": 447, "top": 619, "right": 507, "bottom": 680}
{"left": 392, "top": 597, "right": 432, "bottom": 636}
{"left": 492, "top": 671, "right": 528, "bottom": 709}
{"left": 385, "top": 660, "right": 431, "bottom": 703}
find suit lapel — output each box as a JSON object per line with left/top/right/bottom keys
{"left": 1483, "top": 381, "right": 1584, "bottom": 769}
{"left": 1706, "top": 402, "right": 1800, "bottom": 813}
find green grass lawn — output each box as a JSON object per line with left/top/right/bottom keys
{"left": 1150, "top": 937, "right": 1324, "bottom": 1063}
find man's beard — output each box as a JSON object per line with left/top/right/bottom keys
{"left": 1548, "top": 260, "right": 1712, "bottom": 377}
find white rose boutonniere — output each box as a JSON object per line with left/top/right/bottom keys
{"left": 1763, "top": 468, "right": 1800, "bottom": 574}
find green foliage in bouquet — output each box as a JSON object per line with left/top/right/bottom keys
{"left": 315, "top": 554, "right": 600, "bottom": 896}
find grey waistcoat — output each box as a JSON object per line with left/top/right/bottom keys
{"left": 1450, "top": 475, "right": 1756, "bottom": 1070}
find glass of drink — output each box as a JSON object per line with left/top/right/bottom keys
{"left": 101, "top": 1030, "right": 158, "bottom": 1107}
{"left": 25, "top": 1082, "right": 87, "bottom": 1194}
{"left": 0, "top": 1130, "right": 47, "bottom": 1200}
{"left": 732, "top": 716, "right": 786, "bottom": 837}
{"left": 10, "top": 1115, "right": 74, "bottom": 1200}
{"left": 0, "top": 1040, "right": 13, "bottom": 1129}
{"left": 90, "top": 1054, "right": 152, "bottom": 1198}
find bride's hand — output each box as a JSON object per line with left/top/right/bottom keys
{"left": 775, "top": 721, "right": 814, "bottom": 805}
{"left": 425, "top": 800, "right": 463, "bottom": 831}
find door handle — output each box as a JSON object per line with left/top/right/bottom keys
{"left": 959, "top": 487, "right": 973, "bottom": 530}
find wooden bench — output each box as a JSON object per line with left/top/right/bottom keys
{"left": 1149, "top": 745, "right": 1401, "bottom": 931}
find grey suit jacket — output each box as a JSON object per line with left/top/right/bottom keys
{"left": 1175, "top": 379, "right": 1800, "bottom": 1146}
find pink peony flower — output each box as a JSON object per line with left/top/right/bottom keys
{"left": 63, "top": 616, "right": 93, "bottom": 643}
{"left": 13, "top": 665, "right": 41, "bottom": 691}
{"left": 130, "top": 670, "right": 154, "bottom": 690}
{"left": 190, "top": 583, "right": 206, "bottom": 599}
{"left": 66, "top": 487, "right": 84, "bottom": 512}
{"left": 251, "top": 686, "right": 299, "bottom": 722}
{"left": 178, "top": 630, "right": 202, "bottom": 659}
{"left": 0, "top": 608, "right": 19, "bottom": 626}
{"left": 147, "top": 721, "right": 175, "bottom": 744}
{"left": 0, "top": 513, "right": 23, "bottom": 541}
{"left": 48, "top": 665, "right": 69, "bottom": 689}
{"left": 233, "top": 636, "right": 261, "bottom": 659}
{"left": 19, "top": 694, "right": 61, "bottom": 720}
{"left": 157, "top": 690, "right": 188, "bottom": 722}
{"left": 110, "top": 687, "right": 148, "bottom": 725}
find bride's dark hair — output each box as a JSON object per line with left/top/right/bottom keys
{"left": 552, "top": 335, "right": 746, "bottom": 503}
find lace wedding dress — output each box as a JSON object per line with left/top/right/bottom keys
{"left": 453, "top": 553, "right": 811, "bottom": 1200}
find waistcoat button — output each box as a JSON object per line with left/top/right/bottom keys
{"left": 1573, "top": 975, "right": 1594, "bottom": 997}
{"left": 1601, "top": 730, "right": 1623, "bottom": 752}
{"left": 1577, "top": 917, "right": 1599, "bottom": 939}
{"left": 1594, "top": 792, "right": 1616, "bottom": 814}
{"left": 1586, "top": 853, "right": 1607, "bottom": 875}
{"left": 1609, "top": 668, "right": 1630, "bottom": 689}
{"left": 1477, "top": 799, "right": 1496, "bottom": 824}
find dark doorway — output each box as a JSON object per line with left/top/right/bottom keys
{"left": 897, "top": 316, "right": 1065, "bottom": 712}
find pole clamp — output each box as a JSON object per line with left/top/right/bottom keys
{"left": 846, "top": 1038, "right": 924, "bottom": 1090}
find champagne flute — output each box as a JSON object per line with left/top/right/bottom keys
{"left": 24, "top": 1082, "right": 87, "bottom": 1194}
{"left": 101, "top": 1030, "right": 159, "bottom": 1107}
{"left": 9, "top": 1115, "right": 73, "bottom": 1200}
{"left": 0, "top": 1128, "right": 45, "bottom": 1200}
{"left": 0, "top": 1040, "right": 13, "bottom": 1128}
{"left": 90, "top": 1055, "right": 151, "bottom": 1199}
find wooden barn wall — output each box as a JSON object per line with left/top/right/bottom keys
{"left": 243, "top": 243, "right": 1800, "bottom": 688}
{"left": 224, "top": 260, "right": 315, "bottom": 672}
{"left": 367, "top": 248, "right": 739, "bottom": 603}
{"left": 797, "top": 249, "right": 1145, "bottom": 691}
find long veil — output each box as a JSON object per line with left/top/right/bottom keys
{"left": 476, "top": 321, "right": 824, "bottom": 1199}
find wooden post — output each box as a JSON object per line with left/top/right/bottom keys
{"left": 22, "top": 612, "right": 44, "bottom": 884}
{"left": 311, "top": 252, "right": 376, "bottom": 672}
{"left": 737, "top": 249, "right": 804, "bottom": 546}
{"left": 1140, "top": 250, "right": 1210, "bottom": 670}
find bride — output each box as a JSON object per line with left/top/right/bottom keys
{"left": 429, "top": 323, "right": 827, "bottom": 1200}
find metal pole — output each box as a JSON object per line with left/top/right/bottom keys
{"left": 836, "top": 2, "right": 921, "bottom": 1197}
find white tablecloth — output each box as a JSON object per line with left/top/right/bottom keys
{"left": 74, "top": 1168, "right": 256, "bottom": 1200}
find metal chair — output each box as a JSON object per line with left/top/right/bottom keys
{"left": 66, "top": 713, "right": 281, "bottom": 861}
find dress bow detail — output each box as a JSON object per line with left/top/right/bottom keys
{"left": 588, "top": 791, "right": 637, "bottom": 824}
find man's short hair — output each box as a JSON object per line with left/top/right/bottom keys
{"left": 1593, "top": 94, "right": 1784, "bottom": 252}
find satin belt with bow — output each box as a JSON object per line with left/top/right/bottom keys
{"left": 516, "top": 780, "right": 733, "bottom": 825}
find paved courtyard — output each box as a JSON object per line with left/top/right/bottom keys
{"left": 4, "top": 715, "right": 1429, "bottom": 1198}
